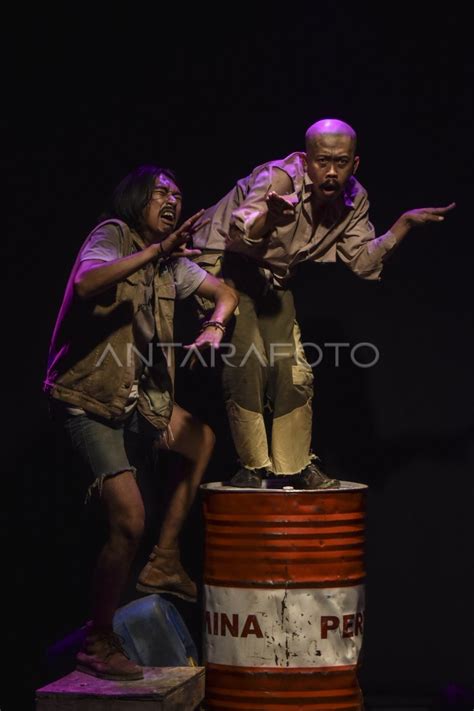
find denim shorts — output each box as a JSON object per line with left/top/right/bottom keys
{"left": 52, "top": 404, "right": 165, "bottom": 496}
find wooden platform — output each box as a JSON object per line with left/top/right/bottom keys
{"left": 35, "top": 666, "right": 205, "bottom": 710}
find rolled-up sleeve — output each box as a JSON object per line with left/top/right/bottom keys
{"left": 229, "top": 165, "right": 293, "bottom": 246}
{"left": 337, "top": 195, "right": 399, "bottom": 281}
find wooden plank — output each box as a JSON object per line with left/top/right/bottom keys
{"left": 35, "top": 666, "right": 205, "bottom": 711}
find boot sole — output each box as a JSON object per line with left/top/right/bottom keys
{"left": 135, "top": 582, "right": 197, "bottom": 603}
{"left": 228, "top": 482, "right": 263, "bottom": 488}
{"left": 76, "top": 663, "right": 144, "bottom": 681}
{"left": 295, "top": 480, "right": 341, "bottom": 490}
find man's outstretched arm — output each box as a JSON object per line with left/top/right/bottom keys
{"left": 228, "top": 167, "right": 295, "bottom": 245}
{"left": 385, "top": 202, "right": 456, "bottom": 243}
{"left": 338, "top": 198, "right": 456, "bottom": 279}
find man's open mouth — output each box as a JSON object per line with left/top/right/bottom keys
{"left": 320, "top": 182, "right": 339, "bottom": 195}
{"left": 160, "top": 208, "right": 176, "bottom": 225}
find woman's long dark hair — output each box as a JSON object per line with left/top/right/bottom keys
{"left": 102, "top": 165, "right": 180, "bottom": 231}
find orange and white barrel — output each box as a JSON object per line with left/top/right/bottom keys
{"left": 201, "top": 481, "right": 367, "bottom": 710}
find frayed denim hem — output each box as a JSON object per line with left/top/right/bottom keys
{"left": 85, "top": 466, "right": 138, "bottom": 503}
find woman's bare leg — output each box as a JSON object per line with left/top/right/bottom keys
{"left": 157, "top": 404, "right": 215, "bottom": 549}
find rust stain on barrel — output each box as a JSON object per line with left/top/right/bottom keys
{"left": 203, "top": 489, "right": 366, "bottom": 587}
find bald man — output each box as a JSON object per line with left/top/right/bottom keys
{"left": 192, "top": 119, "right": 455, "bottom": 489}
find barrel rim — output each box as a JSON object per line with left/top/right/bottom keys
{"left": 200, "top": 481, "right": 368, "bottom": 493}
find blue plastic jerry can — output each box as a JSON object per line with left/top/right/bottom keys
{"left": 113, "top": 594, "right": 199, "bottom": 667}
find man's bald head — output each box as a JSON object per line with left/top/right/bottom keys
{"left": 305, "top": 119, "right": 357, "bottom": 154}
{"left": 304, "top": 119, "right": 359, "bottom": 204}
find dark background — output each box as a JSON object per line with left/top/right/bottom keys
{"left": 2, "top": 7, "right": 473, "bottom": 710}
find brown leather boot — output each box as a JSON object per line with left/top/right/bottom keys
{"left": 76, "top": 622, "right": 143, "bottom": 680}
{"left": 136, "top": 546, "right": 197, "bottom": 602}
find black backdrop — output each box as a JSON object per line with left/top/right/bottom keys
{"left": 2, "top": 8, "right": 473, "bottom": 710}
